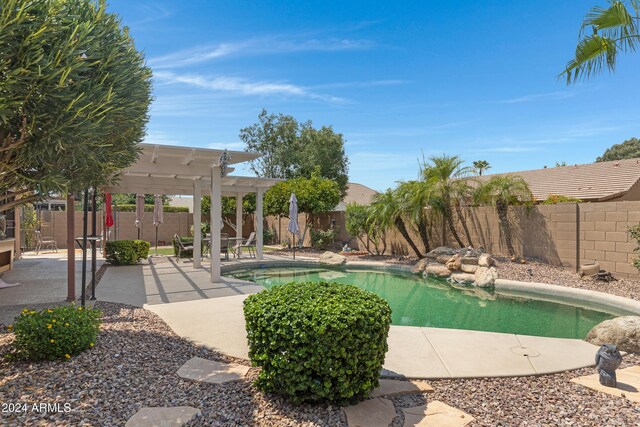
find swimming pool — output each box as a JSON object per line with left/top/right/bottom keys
{"left": 229, "top": 266, "right": 615, "bottom": 339}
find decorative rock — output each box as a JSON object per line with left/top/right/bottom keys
{"left": 446, "top": 255, "right": 462, "bottom": 271}
{"left": 450, "top": 272, "right": 476, "bottom": 285}
{"left": 177, "top": 357, "right": 249, "bottom": 384}
{"left": 424, "top": 264, "right": 452, "bottom": 278}
{"left": 125, "top": 407, "right": 201, "bottom": 427}
{"left": 459, "top": 247, "right": 484, "bottom": 258}
{"left": 426, "top": 246, "right": 457, "bottom": 259}
{"left": 343, "top": 398, "right": 396, "bottom": 427}
{"left": 319, "top": 251, "right": 346, "bottom": 266}
{"left": 436, "top": 255, "right": 453, "bottom": 264}
{"left": 585, "top": 316, "right": 640, "bottom": 353}
{"left": 474, "top": 266, "right": 498, "bottom": 288}
{"left": 460, "top": 263, "right": 478, "bottom": 274}
{"left": 460, "top": 256, "right": 479, "bottom": 266}
{"left": 402, "top": 400, "right": 474, "bottom": 427}
{"left": 412, "top": 258, "right": 432, "bottom": 274}
{"left": 478, "top": 254, "right": 494, "bottom": 267}
{"left": 369, "top": 379, "right": 434, "bottom": 398}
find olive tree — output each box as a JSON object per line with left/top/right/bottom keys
{"left": 0, "top": 0, "right": 152, "bottom": 212}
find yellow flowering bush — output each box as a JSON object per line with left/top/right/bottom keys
{"left": 9, "top": 305, "right": 101, "bottom": 361}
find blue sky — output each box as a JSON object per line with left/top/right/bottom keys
{"left": 108, "top": 0, "right": 640, "bottom": 191}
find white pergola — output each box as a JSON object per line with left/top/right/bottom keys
{"left": 102, "top": 143, "right": 279, "bottom": 282}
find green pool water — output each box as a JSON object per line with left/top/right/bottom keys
{"left": 230, "top": 266, "right": 615, "bottom": 339}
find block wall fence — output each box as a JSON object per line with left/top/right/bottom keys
{"left": 28, "top": 201, "right": 640, "bottom": 279}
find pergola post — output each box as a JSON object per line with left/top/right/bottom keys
{"left": 235, "top": 193, "right": 243, "bottom": 238}
{"left": 66, "top": 193, "right": 75, "bottom": 302}
{"left": 256, "top": 188, "right": 264, "bottom": 260}
{"left": 193, "top": 179, "right": 202, "bottom": 269}
{"left": 210, "top": 165, "right": 222, "bottom": 282}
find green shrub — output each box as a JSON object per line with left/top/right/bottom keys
{"left": 105, "top": 240, "right": 150, "bottom": 265}
{"left": 310, "top": 228, "right": 337, "bottom": 250}
{"left": 9, "top": 305, "right": 101, "bottom": 361}
{"left": 263, "top": 227, "right": 276, "bottom": 245}
{"left": 243, "top": 281, "right": 391, "bottom": 404}
{"left": 628, "top": 225, "right": 640, "bottom": 271}
{"left": 541, "top": 194, "right": 582, "bottom": 205}
{"left": 114, "top": 204, "right": 189, "bottom": 213}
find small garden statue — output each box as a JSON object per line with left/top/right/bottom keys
{"left": 595, "top": 344, "right": 622, "bottom": 387}
{"left": 342, "top": 244, "right": 351, "bottom": 253}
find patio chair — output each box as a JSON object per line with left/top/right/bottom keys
{"left": 35, "top": 230, "right": 58, "bottom": 254}
{"left": 234, "top": 232, "right": 256, "bottom": 258}
{"left": 221, "top": 233, "right": 229, "bottom": 261}
{"left": 174, "top": 234, "right": 193, "bottom": 260}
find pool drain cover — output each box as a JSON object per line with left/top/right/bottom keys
{"left": 510, "top": 346, "right": 540, "bottom": 357}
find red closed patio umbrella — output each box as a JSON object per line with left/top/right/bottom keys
{"left": 105, "top": 193, "right": 114, "bottom": 228}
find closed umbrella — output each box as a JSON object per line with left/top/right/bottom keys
{"left": 135, "top": 193, "right": 145, "bottom": 239}
{"left": 153, "top": 194, "right": 164, "bottom": 255}
{"left": 288, "top": 193, "right": 300, "bottom": 259}
{"left": 104, "top": 193, "right": 114, "bottom": 228}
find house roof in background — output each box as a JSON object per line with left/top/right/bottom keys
{"left": 478, "top": 158, "right": 640, "bottom": 201}
{"left": 334, "top": 182, "right": 379, "bottom": 211}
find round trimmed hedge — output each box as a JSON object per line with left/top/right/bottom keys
{"left": 243, "top": 281, "right": 391, "bottom": 404}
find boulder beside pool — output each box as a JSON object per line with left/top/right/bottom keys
{"left": 319, "top": 251, "right": 347, "bottom": 266}
{"left": 586, "top": 316, "right": 640, "bottom": 353}
{"left": 418, "top": 246, "right": 498, "bottom": 288}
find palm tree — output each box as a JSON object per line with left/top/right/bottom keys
{"left": 472, "top": 160, "right": 491, "bottom": 176}
{"left": 561, "top": 1, "right": 639, "bottom": 83}
{"left": 421, "top": 155, "right": 473, "bottom": 248}
{"left": 474, "top": 175, "right": 534, "bottom": 257}
{"left": 368, "top": 188, "right": 424, "bottom": 258}
{"left": 397, "top": 180, "right": 432, "bottom": 253}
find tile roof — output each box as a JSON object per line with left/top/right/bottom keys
{"left": 334, "top": 182, "right": 379, "bottom": 211}
{"left": 478, "top": 158, "right": 640, "bottom": 201}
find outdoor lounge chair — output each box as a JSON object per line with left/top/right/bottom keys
{"left": 174, "top": 234, "right": 193, "bottom": 260}
{"left": 35, "top": 230, "right": 58, "bottom": 254}
{"left": 234, "top": 232, "right": 256, "bottom": 258}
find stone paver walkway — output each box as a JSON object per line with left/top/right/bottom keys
{"left": 177, "top": 356, "right": 249, "bottom": 384}
{"left": 571, "top": 365, "right": 640, "bottom": 403}
{"left": 369, "top": 379, "right": 433, "bottom": 398}
{"left": 125, "top": 406, "right": 201, "bottom": 427}
{"left": 403, "top": 400, "right": 474, "bottom": 427}
{"left": 343, "top": 398, "right": 396, "bottom": 427}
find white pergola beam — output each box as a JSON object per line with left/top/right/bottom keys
{"left": 193, "top": 179, "right": 202, "bottom": 268}
{"left": 256, "top": 188, "right": 264, "bottom": 260}
{"left": 210, "top": 165, "right": 222, "bottom": 282}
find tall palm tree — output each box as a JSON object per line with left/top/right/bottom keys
{"left": 561, "top": 1, "right": 639, "bottom": 83}
{"left": 472, "top": 160, "right": 491, "bottom": 176}
{"left": 397, "top": 180, "right": 432, "bottom": 253}
{"left": 368, "top": 188, "right": 424, "bottom": 258}
{"left": 474, "top": 175, "right": 534, "bottom": 257}
{"left": 421, "top": 155, "right": 473, "bottom": 248}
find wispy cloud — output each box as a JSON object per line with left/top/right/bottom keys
{"left": 500, "top": 91, "right": 575, "bottom": 104}
{"left": 311, "top": 80, "right": 405, "bottom": 90}
{"left": 129, "top": 2, "right": 172, "bottom": 26}
{"left": 149, "top": 36, "right": 374, "bottom": 69}
{"left": 154, "top": 71, "right": 347, "bottom": 103}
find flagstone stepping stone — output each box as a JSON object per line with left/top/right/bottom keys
{"left": 570, "top": 365, "right": 640, "bottom": 403}
{"left": 343, "top": 398, "right": 395, "bottom": 427}
{"left": 177, "top": 356, "right": 249, "bottom": 384}
{"left": 125, "top": 406, "right": 201, "bottom": 427}
{"left": 403, "top": 400, "right": 474, "bottom": 427}
{"left": 369, "top": 379, "right": 434, "bottom": 398}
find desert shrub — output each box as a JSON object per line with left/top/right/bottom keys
{"left": 541, "top": 194, "right": 582, "bottom": 205}
{"left": 105, "top": 240, "right": 150, "bottom": 265}
{"left": 244, "top": 281, "right": 391, "bottom": 404}
{"left": 628, "top": 225, "right": 640, "bottom": 271}
{"left": 310, "top": 228, "right": 337, "bottom": 250}
{"left": 9, "top": 305, "right": 101, "bottom": 361}
{"left": 263, "top": 227, "right": 276, "bottom": 245}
